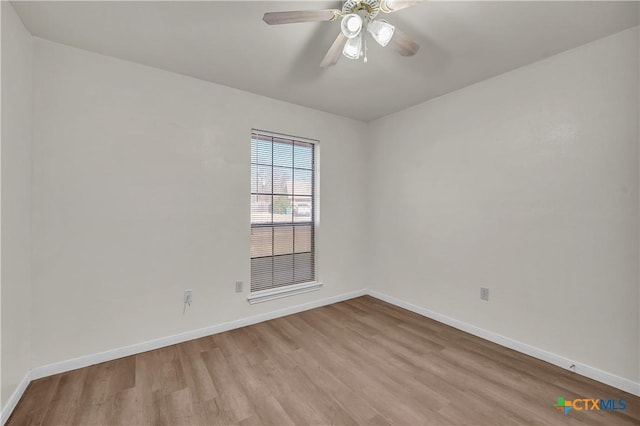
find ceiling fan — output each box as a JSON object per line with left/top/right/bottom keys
{"left": 263, "top": 0, "right": 421, "bottom": 67}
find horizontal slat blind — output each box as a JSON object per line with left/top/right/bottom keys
{"left": 251, "top": 131, "right": 315, "bottom": 292}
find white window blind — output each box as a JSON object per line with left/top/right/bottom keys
{"left": 250, "top": 131, "right": 316, "bottom": 293}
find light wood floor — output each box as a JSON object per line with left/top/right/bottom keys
{"left": 8, "top": 296, "right": 639, "bottom": 425}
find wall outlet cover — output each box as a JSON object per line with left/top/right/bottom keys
{"left": 480, "top": 288, "right": 489, "bottom": 301}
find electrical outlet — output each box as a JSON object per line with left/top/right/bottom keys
{"left": 235, "top": 281, "right": 243, "bottom": 293}
{"left": 480, "top": 287, "right": 489, "bottom": 301}
{"left": 184, "top": 289, "right": 193, "bottom": 305}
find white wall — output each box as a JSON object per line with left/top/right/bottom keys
{"left": 1, "top": 1, "right": 33, "bottom": 409}
{"left": 30, "top": 38, "right": 368, "bottom": 368}
{"left": 3, "top": 11, "right": 637, "bottom": 402}
{"left": 368, "top": 27, "right": 639, "bottom": 384}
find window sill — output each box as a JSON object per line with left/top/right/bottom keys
{"left": 247, "top": 281, "right": 323, "bottom": 304}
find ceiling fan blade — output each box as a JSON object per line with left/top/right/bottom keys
{"left": 320, "top": 33, "right": 348, "bottom": 68}
{"left": 389, "top": 28, "right": 420, "bottom": 56}
{"left": 263, "top": 9, "right": 341, "bottom": 25}
{"left": 380, "top": 0, "right": 423, "bottom": 13}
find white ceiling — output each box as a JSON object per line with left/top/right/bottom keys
{"left": 12, "top": 1, "right": 639, "bottom": 121}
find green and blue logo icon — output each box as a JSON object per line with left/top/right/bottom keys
{"left": 554, "top": 397, "right": 626, "bottom": 415}
{"left": 554, "top": 397, "right": 572, "bottom": 415}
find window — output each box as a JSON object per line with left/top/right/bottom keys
{"left": 250, "top": 131, "right": 317, "bottom": 300}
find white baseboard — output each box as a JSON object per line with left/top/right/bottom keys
{"left": 3, "top": 286, "right": 638, "bottom": 425}
{"left": 30, "top": 288, "right": 367, "bottom": 381}
{"left": 367, "top": 290, "right": 640, "bottom": 397}
{"left": 1, "top": 371, "right": 31, "bottom": 425}
{"left": 0, "top": 288, "right": 366, "bottom": 424}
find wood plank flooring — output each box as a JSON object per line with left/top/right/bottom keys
{"left": 8, "top": 296, "right": 639, "bottom": 425}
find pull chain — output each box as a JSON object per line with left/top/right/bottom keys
{"left": 363, "top": 37, "right": 368, "bottom": 63}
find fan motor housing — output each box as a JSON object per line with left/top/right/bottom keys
{"left": 342, "top": 0, "right": 380, "bottom": 20}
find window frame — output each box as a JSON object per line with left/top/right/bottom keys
{"left": 248, "top": 129, "right": 321, "bottom": 304}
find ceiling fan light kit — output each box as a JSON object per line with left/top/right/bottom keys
{"left": 343, "top": 35, "right": 363, "bottom": 59}
{"left": 263, "top": 0, "right": 421, "bottom": 67}
{"left": 368, "top": 19, "right": 395, "bottom": 47}
{"left": 341, "top": 14, "right": 364, "bottom": 38}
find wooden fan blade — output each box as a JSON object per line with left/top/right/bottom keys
{"left": 380, "top": 0, "right": 423, "bottom": 13}
{"left": 263, "top": 9, "right": 340, "bottom": 25}
{"left": 320, "top": 33, "right": 348, "bottom": 68}
{"left": 389, "top": 28, "right": 420, "bottom": 56}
